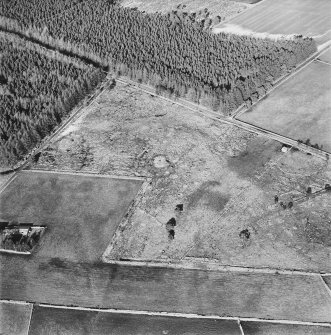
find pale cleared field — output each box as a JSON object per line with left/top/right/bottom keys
{"left": 0, "top": 302, "right": 32, "bottom": 335}
{"left": 216, "top": 0, "right": 331, "bottom": 38}
{"left": 121, "top": 0, "right": 247, "bottom": 20}
{"left": 239, "top": 61, "right": 331, "bottom": 153}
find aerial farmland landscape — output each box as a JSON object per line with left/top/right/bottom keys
{"left": 0, "top": 0, "right": 330, "bottom": 334}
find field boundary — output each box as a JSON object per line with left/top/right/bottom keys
{"left": 315, "top": 58, "right": 331, "bottom": 66}
{"left": 26, "top": 304, "right": 34, "bottom": 335}
{"left": 0, "top": 173, "right": 17, "bottom": 195}
{"left": 0, "top": 249, "right": 30, "bottom": 255}
{"left": 238, "top": 319, "right": 245, "bottom": 335}
{"left": 3, "top": 300, "right": 328, "bottom": 328}
{"left": 320, "top": 275, "right": 331, "bottom": 299}
{"left": 102, "top": 178, "right": 152, "bottom": 261}
{"left": 21, "top": 169, "right": 146, "bottom": 181}
{"left": 102, "top": 257, "right": 331, "bottom": 276}
{"left": 0, "top": 299, "right": 32, "bottom": 306}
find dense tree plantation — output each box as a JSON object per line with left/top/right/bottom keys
{"left": 0, "top": 35, "right": 105, "bottom": 166}
{"left": 0, "top": 0, "right": 317, "bottom": 113}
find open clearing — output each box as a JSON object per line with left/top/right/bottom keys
{"left": 215, "top": 0, "right": 331, "bottom": 39}
{"left": 120, "top": 0, "right": 248, "bottom": 22}
{"left": 241, "top": 321, "right": 331, "bottom": 335}
{"left": 35, "top": 79, "right": 331, "bottom": 273}
{"left": 0, "top": 170, "right": 142, "bottom": 262}
{"left": 29, "top": 306, "right": 241, "bottom": 335}
{"left": 238, "top": 60, "right": 331, "bottom": 153}
{"left": 0, "top": 301, "right": 32, "bottom": 335}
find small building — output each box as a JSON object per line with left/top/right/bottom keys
{"left": 18, "top": 223, "right": 34, "bottom": 236}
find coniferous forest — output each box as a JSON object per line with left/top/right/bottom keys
{"left": 0, "top": 0, "right": 317, "bottom": 112}
{"left": 0, "top": 34, "right": 105, "bottom": 165}
{"left": 0, "top": 0, "right": 317, "bottom": 164}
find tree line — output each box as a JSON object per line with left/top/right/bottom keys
{"left": 1, "top": 0, "right": 317, "bottom": 114}
{"left": 0, "top": 35, "right": 105, "bottom": 166}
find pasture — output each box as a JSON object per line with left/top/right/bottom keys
{"left": 1, "top": 259, "right": 331, "bottom": 322}
{"left": 215, "top": 0, "right": 331, "bottom": 39}
{"left": 0, "top": 301, "right": 32, "bottom": 335}
{"left": 29, "top": 306, "right": 241, "bottom": 335}
{"left": 238, "top": 60, "right": 331, "bottom": 153}
{"left": 0, "top": 170, "right": 143, "bottom": 262}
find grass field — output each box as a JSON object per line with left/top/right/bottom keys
{"left": 238, "top": 60, "right": 331, "bottom": 153}
{"left": 29, "top": 306, "right": 241, "bottom": 335}
{"left": 215, "top": 0, "right": 331, "bottom": 38}
{"left": 36, "top": 80, "right": 331, "bottom": 273}
{"left": 0, "top": 302, "right": 32, "bottom": 335}
{"left": 120, "top": 0, "right": 247, "bottom": 21}
{"left": 1, "top": 258, "right": 331, "bottom": 322}
{"left": 0, "top": 171, "right": 142, "bottom": 262}
{"left": 241, "top": 321, "right": 331, "bottom": 334}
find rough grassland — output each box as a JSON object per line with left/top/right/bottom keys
{"left": 241, "top": 321, "right": 331, "bottom": 335}
{"left": 29, "top": 306, "right": 241, "bottom": 335}
{"left": 35, "top": 80, "right": 331, "bottom": 272}
{"left": 120, "top": 0, "right": 247, "bottom": 21}
{"left": 239, "top": 61, "right": 331, "bottom": 153}
{"left": 216, "top": 0, "right": 331, "bottom": 38}
{"left": 0, "top": 302, "right": 32, "bottom": 335}
{"left": 0, "top": 171, "right": 142, "bottom": 262}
